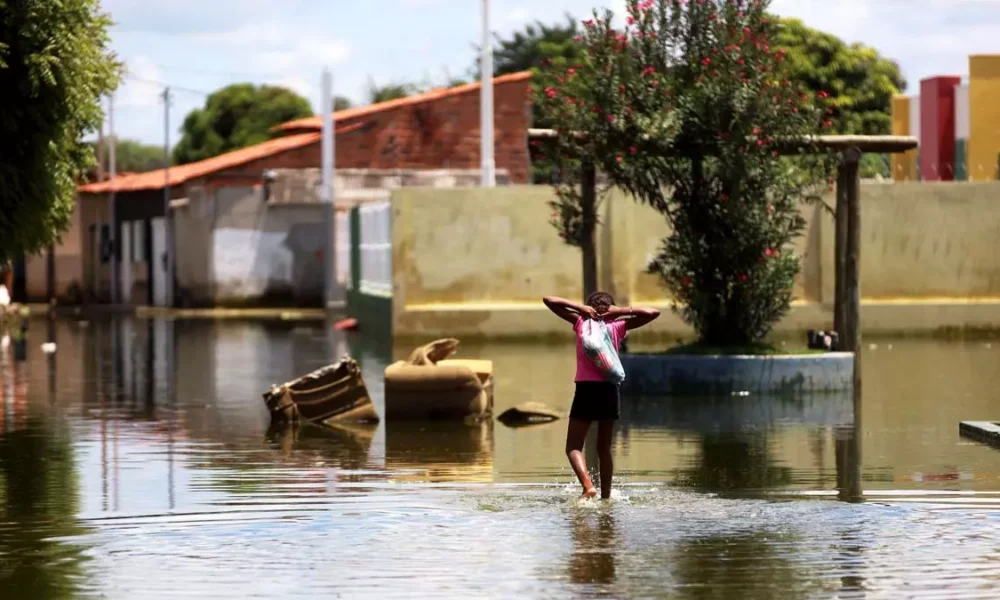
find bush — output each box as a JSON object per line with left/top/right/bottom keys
{"left": 536, "top": 0, "right": 835, "bottom": 345}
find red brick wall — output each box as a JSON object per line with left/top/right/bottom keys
{"left": 233, "top": 79, "right": 532, "bottom": 183}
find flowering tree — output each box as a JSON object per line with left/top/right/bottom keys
{"left": 535, "top": 0, "right": 835, "bottom": 346}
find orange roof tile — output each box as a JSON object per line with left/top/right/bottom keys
{"left": 274, "top": 71, "right": 533, "bottom": 133}
{"left": 78, "top": 132, "right": 322, "bottom": 194}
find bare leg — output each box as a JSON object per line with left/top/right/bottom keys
{"left": 597, "top": 420, "right": 615, "bottom": 500}
{"left": 566, "top": 418, "right": 597, "bottom": 498}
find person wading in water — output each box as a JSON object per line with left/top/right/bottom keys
{"left": 542, "top": 292, "right": 660, "bottom": 499}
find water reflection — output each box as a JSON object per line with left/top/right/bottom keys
{"left": 670, "top": 532, "right": 808, "bottom": 598}
{"left": 266, "top": 422, "right": 378, "bottom": 470}
{"left": 384, "top": 421, "right": 495, "bottom": 482}
{"left": 0, "top": 322, "right": 91, "bottom": 599}
{"left": 0, "top": 318, "right": 998, "bottom": 598}
{"left": 619, "top": 392, "right": 859, "bottom": 496}
{"left": 568, "top": 509, "right": 618, "bottom": 587}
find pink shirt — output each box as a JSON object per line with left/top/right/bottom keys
{"left": 573, "top": 317, "right": 627, "bottom": 382}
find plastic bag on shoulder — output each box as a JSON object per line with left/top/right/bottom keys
{"left": 579, "top": 319, "right": 625, "bottom": 384}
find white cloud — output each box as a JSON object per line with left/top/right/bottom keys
{"left": 504, "top": 7, "right": 530, "bottom": 25}
{"left": 118, "top": 55, "right": 164, "bottom": 108}
{"left": 187, "top": 23, "right": 351, "bottom": 70}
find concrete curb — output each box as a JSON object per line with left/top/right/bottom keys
{"left": 619, "top": 352, "right": 855, "bottom": 396}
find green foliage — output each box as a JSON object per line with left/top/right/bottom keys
{"left": 172, "top": 83, "right": 313, "bottom": 165}
{"left": 0, "top": 0, "right": 121, "bottom": 263}
{"left": 773, "top": 17, "right": 906, "bottom": 136}
{"left": 485, "top": 14, "right": 587, "bottom": 183}
{"left": 334, "top": 96, "right": 353, "bottom": 111}
{"left": 487, "top": 14, "right": 584, "bottom": 78}
{"left": 536, "top": 0, "right": 836, "bottom": 346}
{"left": 365, "top": 78, "right": 419, "bottom": 104}
{"left": 83, "top": 138, "right": 165, "bottom": 179}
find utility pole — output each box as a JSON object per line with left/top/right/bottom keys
{"left": 108, "top": 93, "right": 118, "bottom": 304}
{"left": 162, "top": 87, "right": 174, "bottom": 307}
{"left": 321, "top": 69, "right": 341, "bottom": 310}
{"left": 95, "top": 116, "right": 106, "bottom": 296}
{"left": 480, "top": 0, "right": 496, "bottom": 187}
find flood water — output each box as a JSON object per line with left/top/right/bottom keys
{"left": 2, "top": 316, "right": 999, "bottom": 598}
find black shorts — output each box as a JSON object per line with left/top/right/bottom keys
{"left": 569, "top": 381, "right": 620, "bottom": 421}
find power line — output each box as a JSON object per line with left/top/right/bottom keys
{"left": 124, "top": 74, "right": 209, "bottom": 96}
{"left": 151, "top": 63, "right": 286, "bottom": 79}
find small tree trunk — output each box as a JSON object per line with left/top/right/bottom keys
{"left": 580, "top": 161, "right": 598, "bottom": 301}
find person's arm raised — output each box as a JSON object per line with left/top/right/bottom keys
{"left": 603, "top": 305, "right": 661, "bottom": 330}
{"left": 542, "top": 296, "right": 597, "bottom": 325}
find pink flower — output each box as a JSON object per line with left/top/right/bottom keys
{"left": 764, "top": 248, "right": 774, "bottom": 257}
{"left": 627, "top": 16, "right": 635, "bottom": 25}
{"left": 629, "top": 146, "right": 637, "bottom": 154}
{"left": 607, "top": 114, "right": 615, "bottom": 122}
{"left": 701, "top": 57, "right": 711, "bottom": 66}
{"left": 739, "top": 273, "right": 749, "bottom": 282}
{"left": 616, "top": 156, "right": 624, "bottom": 164}
{"left": 567, "top": 68, "right": 576, "bottom": 75}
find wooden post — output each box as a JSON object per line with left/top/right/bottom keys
{"left": 833, "top": 160, "right": 849, "bottom": 340}
{"left": 580, "top": 161, "right": 598, "bottom": 301}
{"left": 840, "top": 148, "right": 863, "bottom": 390}
{"left": 46, "top": 244, "right": 56, "bottom": 306}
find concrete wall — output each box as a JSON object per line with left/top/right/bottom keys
{"left": 388, "top": 182, "right": 1000, "bottom": 339}
{"left": 25, "top": 200, "right": 85, "bottom": 301}
{"left": 174, "top": 183, "right": 332, "bottom": 306}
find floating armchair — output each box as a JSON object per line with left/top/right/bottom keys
{"left": 384, "top": 338, "right": 494, "bottom": 421}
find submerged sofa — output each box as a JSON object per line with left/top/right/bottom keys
{"left": 384, "top": 339, "right": 494, "bottom": 421}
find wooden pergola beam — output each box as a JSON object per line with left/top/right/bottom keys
{"left": 528, "top": 128, "right": 918, "bottom": 154}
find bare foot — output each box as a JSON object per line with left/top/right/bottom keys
{"left": 581, "top": 487, "right": 598, "bottom": 499}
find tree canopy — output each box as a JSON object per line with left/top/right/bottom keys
{"left": 486, "top": 13, "right": 584, "bottom": 78}
{"left": 773, "top": 17, "right": 906, "bottom": 136}
{"left": 0, "top": 0, "right": 121, "bottom": 262}
{"left": 83, "top": 138, "right": 165, "bottom": 180}
{"left": 172, "top": 83, "right": 313, "bottom": 165}
{"left": 537, "top": 0, "right": 836, "bottom": 346}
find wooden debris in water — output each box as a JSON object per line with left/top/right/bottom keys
{"left": 497, "top": 402, "right": 562, "bottom": 426}
{"left": 263, "top": 356, "right": 379, "bottom": 426}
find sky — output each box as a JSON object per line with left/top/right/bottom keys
{"left": 102, "top": 0, "right": 1000, "bottom": 146}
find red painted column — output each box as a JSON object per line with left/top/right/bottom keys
{"left": 920, "top": 76, "right": 962, "bottom": 181}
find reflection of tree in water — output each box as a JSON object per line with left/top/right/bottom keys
{"left": 679, "top": 432, "right": 792, "bottom": 492}
{"left": 0, "top": 418, "right": 91, "bottom": 598}
{"left": 567, "top": 510, "right": 617, "bottom": 589}
{"left": 670, "top": 532, "right": 810, "bottom": 599}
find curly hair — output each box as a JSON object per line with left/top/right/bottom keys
{"left": 585, "top": 291, "right": 615, "bottom": 315}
